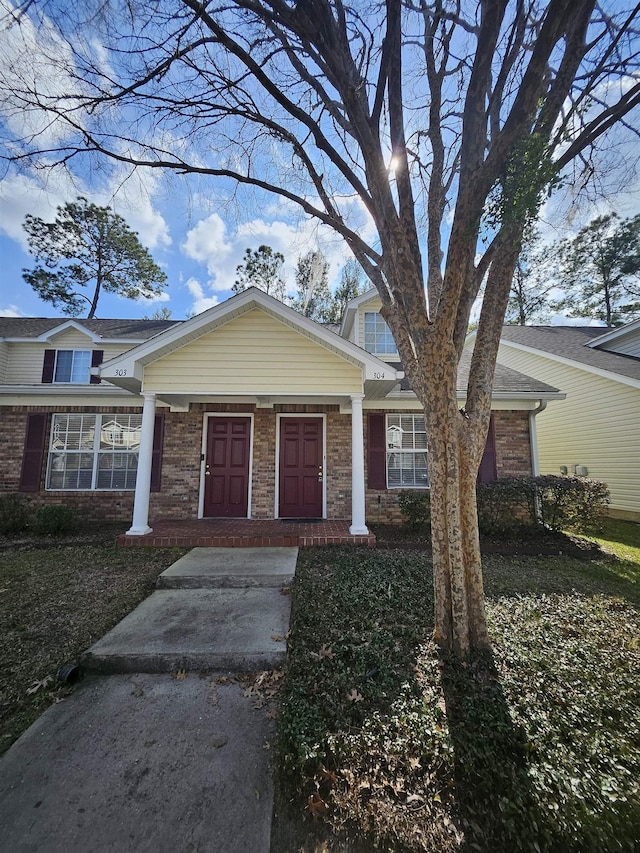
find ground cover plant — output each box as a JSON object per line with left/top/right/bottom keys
{"left": 274, "top": 521, "right": 640, "bottom": 852}
{"left": 0, "top": 526, "right": 186, "bottom": 752}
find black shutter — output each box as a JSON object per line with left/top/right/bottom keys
{"left": 150, "top": 414, "right": 164, "bottom": 492}
{"left": 90, "top": 350, "right": 104, "bottom": 385}
{"left": 367, "top": 413, "right": 387, "bottom": 489}
{"left": 41, "top": 350, "right": 55, "bottom": 383}
{"left": 478, "top": 416, "right": 498, "bottom": 483}
{"left": 19, "top": 413, "right": 48, "bottom": 492}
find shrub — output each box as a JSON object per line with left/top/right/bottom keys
{"left": 397, "top": 490, "right": 431, "bottom": 529}
{"left": 0, "top": 493, "right": 32, "bottom": 535}
{"left": 400, "top": 476, "right": 610, "bottom": 537}
{"left": 36, "top": 505, "right": 78, "bottom": 536}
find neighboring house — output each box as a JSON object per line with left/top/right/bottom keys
{"left": 0, "top": 288, "right": 563, "bottom": 535}
{"left": 495, "top": 321, "right": 640, "bottom": 521}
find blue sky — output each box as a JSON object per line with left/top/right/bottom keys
{"left": 1, "top": 1, "right": 638, "bottom": 324}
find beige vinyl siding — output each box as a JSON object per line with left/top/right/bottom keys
{"left": 498, "top": 344, "right": 640, "bottom": 516}
{"left": 601, "top": 331, "right": 640, "bottom": 358}
{"left": 4, "top": 341, "right": 132, "bottom": 385}
{"left": 144, "top": 308, "right": 363, "bottom": 394}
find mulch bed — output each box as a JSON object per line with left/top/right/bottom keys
{"left": 370, "top": 524, "right": 603, "bottom": 559}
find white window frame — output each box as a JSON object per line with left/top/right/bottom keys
{"left": 53, "top": 349, "right": 92, "bottom": 384}
{"left": 385, "top": 413, "right": 429, "bottom": 489}
{"left": 363, "top": 312, "right": 397, "bottom": 356}
{"left": 46, "top": 412, "right": 143, "bottom": 491}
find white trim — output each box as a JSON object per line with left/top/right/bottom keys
{"left": 275, "top": 413, "right": 326, "bottom": 519}
{"left": 499, "top": 338, "right": 640, "bottom": 390}
{"left": 339, "top": 287, "right": 379, "bottom": 338}
{"left": 198, "top": 413, "right": 254, "bottom": 519}
{"left": 127, "top": 392, "right": 156, "bottom": 535}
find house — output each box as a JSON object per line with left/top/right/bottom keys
{"left": 0, "top": 288, "right": 564, "bottom": 536}
{"left": 496, "top": 321, "right": 640, "bottom": 521}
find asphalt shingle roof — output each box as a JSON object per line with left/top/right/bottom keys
{"left": 499, "top": 325, "right": 640, "bottom": 382}
{"left": 0, "top": 317, "right": 181, "bottom": 340}
{"left": 387, "top": 347, "right": 561, "bottom": 395}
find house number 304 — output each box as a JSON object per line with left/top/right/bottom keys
{"left": 373, "top": 372, "right": 385, "bottom": 380}
{"left": 115, "top": 368, "right": 127, "bottom": 376}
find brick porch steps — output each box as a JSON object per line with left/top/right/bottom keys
{"left": 116, "top": 519, "right": 376, "bottom": 548}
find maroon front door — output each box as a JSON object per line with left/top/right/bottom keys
{"left": 203, "top": 417, "right": 251, "bottom": 517}
{"left": 278, "top": 418, "right": 323, "bottom": 518}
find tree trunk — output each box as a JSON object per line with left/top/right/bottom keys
{"left": 418, "top": 339, "right": 491, "bottom": 658}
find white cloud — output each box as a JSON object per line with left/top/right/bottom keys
{"left": 185, "top": 277, "right": 219, "bottom": 315}
{"left": 104, "top": 166, "right": 171, "bottom": 250}
{"left": 0, "top": 169, "right": 80, "bottom": 248}
{"left": 0, "top": 304, "right": 24, "bottom": 317}
{"left": 0, "top": 1, "right": 83, "bottom": 146}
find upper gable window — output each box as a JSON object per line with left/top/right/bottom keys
{"left": 53, "top": 350, "right": 91, "bottom": 383}
{"left": 42, "top": 349, "right": 102, "bottom": 385}
{"left": 363, "top": 312, "right": 397, "bottom": 355}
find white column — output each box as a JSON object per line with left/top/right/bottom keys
{"left": 127, "top": 392, "right": 156, "bottom": 535}
{"left": 349, "top": 393, "right": 369, "bottom": 535}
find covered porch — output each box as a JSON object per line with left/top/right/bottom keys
{"left": 116, "top": 517, "right": 376, "bottom": 548}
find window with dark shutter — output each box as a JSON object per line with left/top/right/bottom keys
{"left": 367, "top": 413, "right": 387, "bottom": 489}
{"left": 150, "top": 413, "right": 164, "bottom": 492}
{"left": 20, "top": 413, "right": 48, "bottom": 491}
{"left": 41, "top": 350, "right": 55, "bottom": 383}
{"left": 90, "top": 350, "right": 104, "bottom": 384}
{"left": 477, "top": 416, "right": 498, "bottom": 483}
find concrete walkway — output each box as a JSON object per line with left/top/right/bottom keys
{"left": 0, "top": 547, "right": 296, "bottom": 853}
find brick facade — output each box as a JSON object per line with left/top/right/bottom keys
{"left": 1, "top": 403, "right": 532, "bottom": 525}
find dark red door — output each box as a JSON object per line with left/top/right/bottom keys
{"left": 279, "top": 418, "right": 323, "bottom": 518}
{"left": 204, "top": 417, "right": 251, "bottom": 517}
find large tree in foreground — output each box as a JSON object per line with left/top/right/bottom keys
{"left": 3, "top": 1, "right": 640, "bottom": 655}
{"left": 22, "top": 197, "right": 167, "bottom": 319}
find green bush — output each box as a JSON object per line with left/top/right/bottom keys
{"left": 400, "top": 476, "right": 610, "bottom": 537}
{"left": 36, "top": 505, "right": 78, "bottom": 536}
{"left": 0, "top": 493, "right": 32, "bottom": 535}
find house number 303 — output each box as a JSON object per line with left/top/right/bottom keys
{"left": 115, "top": 368, "right": 127, "bottom": 376}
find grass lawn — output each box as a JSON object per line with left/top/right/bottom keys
{"left": 273, "top": 519, "right": 640, "bottom": 852}
{"left": 0, "top": 527, "right": 186, "bottom": 754}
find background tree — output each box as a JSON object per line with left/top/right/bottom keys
{"left": 552, "top": 214, "right": 640, "bottom": 326}
{"left": 22, "top": 198, "right": 167, "bottom": 319}
{"left": 326, "top": 259, "right": 368, "bottom": 324}
{"left": 142, "top": 306, "right": 173, "bottom": 320}
{"left": 3, "top": 2, "right": 640, "bottom": 656}
{"left": 232, "top": 245, "right": 287, "bottom": 301}
{"left": 505, "top": 232, "right": 554, "bottom": 325}
{"left": 292, "top": 249, "right": 332, "bottom": 320}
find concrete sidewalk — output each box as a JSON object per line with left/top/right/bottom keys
{"left": 0, "top": 547, "right": 296, "bottom": 853}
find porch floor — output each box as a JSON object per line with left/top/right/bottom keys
{"left": 116, "top": 518, "right": 376, "bottom": 548}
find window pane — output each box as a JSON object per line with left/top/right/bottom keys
{"left": 97, "top": 451, "right": 139, "bottom": 490}
{"left": 385, "top": 415, "right": 429, "bottom": 488}
{"left": 70, "top": 350, "right": 91, "bottom": 383}
{"left": 99, "top": 415, "right": 142, "bottom": 450}
{"left": 47, "top": 452, "right": 94, "bottom": 490}
{"left": 54, "top": 351, "right": 73, "bottom": 382}
{"left": 363, "top": 312, "right": 396, "bottom": 354}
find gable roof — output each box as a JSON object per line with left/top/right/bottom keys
{"left": 0, "top": 317, "right": 179, "bottom": 343}
{"left": 99, "top": 287, "right": 402, "bottom": 397}
{"left": 499, "top": 325, "right": 640, "bottom": 385}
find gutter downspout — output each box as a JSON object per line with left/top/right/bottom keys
{"left": 529, "top": 400, "right": 547, "bottom": 476}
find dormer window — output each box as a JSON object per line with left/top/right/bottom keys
{"left": 53, "top": 350, "right": 91, "bottom": 383}
{"left": 42, "top": 349, "right": 103, "bottom": 385}
{"left": 363, "top": 312, "right": 397, "bottom": 355}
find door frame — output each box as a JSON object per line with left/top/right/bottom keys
{"left": 274, "top": 413, "right": 326, "bottom": 519}
{"left": 198, "top": 413, "right": 254, "bottom": 519}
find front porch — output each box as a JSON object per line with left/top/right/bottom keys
{"left": 117, "top": 518, "right": 376, "bottom": 548}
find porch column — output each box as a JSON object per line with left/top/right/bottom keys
{"left": 350, "top": 393, "right": 369, "bottom": 535}
{"left": 127, "top": 392, "right": 156, "bottom": 535}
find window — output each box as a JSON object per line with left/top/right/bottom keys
{"left": 53, "top": 350, "right": 91, "bottom": 383}
{"left": 46, "top": 413, "right": 142, "bottom": 490}
{"left": 386, "top": 414, "right": 428, "bottom": 488}
{"left": 363, "top": 312, "right": 397, "bottom": 355}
